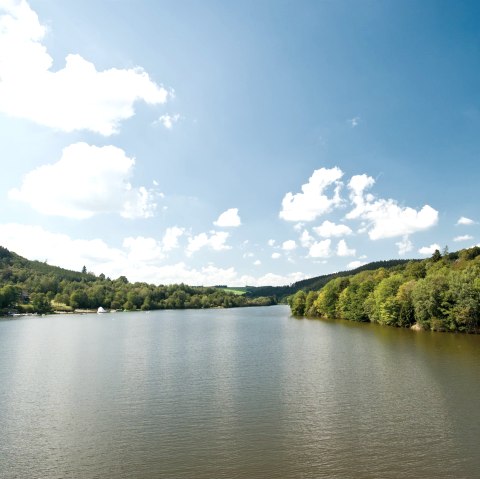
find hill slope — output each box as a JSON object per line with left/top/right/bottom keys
{"left": 245, "top": 259, "right": 413, "bottom": 301}
{"left": 288, "top": 246, "right": 480, "bottom": 333}
{"left": 0, "top": 246, "right": 275, "bottom": 314}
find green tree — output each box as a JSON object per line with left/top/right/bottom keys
{"left": 291, "top": 290, "right": 307, "bottom": 316}
{"left": 30, "top": 292, "right": 52, "bottom": 314}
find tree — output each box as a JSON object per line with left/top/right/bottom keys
{"left": 304, "top": 291, "right": 318, "bottom": 316}
{"left": 0, "top": 284, "right": 18, "bottom": 309}
{"left": 81, "top": 265, "right": 87, "bottom": 274}
{"left": 30, "top": 292, "right": 52, "bottom": 314}
{"left": 313, "top": 277, "right": 349, "bottom": 318}
{"left": 291, "top": 290, "right": 306, "bottom": 316}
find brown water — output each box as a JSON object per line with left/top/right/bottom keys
{"left": 0, "top": 305, "right": 479, "bottom": 478}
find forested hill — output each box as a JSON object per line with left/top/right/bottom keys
{"left": 288, "top": 246, "right": 480, "bottom": 334}
{"left": 0, "top": 246, "right": 275, "bottom": 314}
{"left": 245, "top": 259, "right": 413, "bottom": 301}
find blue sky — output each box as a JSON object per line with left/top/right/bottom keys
{"left": 0, "top": 0, "right": 479, "bottom": 286}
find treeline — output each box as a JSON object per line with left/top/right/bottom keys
{"left": 288, "top": 247, "right": 480, "bottom": 334}
{"left": 246, "top": 259, "right": 412, "bottom": 301}
{"left": 0, "top": 246, "right": 276, "bottom": 314}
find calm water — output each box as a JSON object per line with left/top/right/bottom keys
{"left": 1, "top": 305, "right": 479, "bottom": 478}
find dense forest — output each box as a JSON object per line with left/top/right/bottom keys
{"left": 246, "top": 259, "right": 412, "bottom": 301}
{"left": 288, "top": 247, "right": 480, "bottom": 334}
{"left": 0, "top": 247, "right": 275, "bottom": 315}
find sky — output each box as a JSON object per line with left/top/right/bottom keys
{"left": 0, "top": 0, "right": 479, "bottom": 286}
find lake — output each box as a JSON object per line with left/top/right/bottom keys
{"left": 1, "top": 305, "right": 479, "bottom": 478}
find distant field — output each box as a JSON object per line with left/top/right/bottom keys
{"left": 217, "top": 287, "right": 247, "bottom": 295}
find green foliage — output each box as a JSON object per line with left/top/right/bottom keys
{"left": 289, "top": 246, "right": 480, "bottom": 334}
{"left": 0, "top": 246, "right": 277, "bottom": 315}
{"left": 290, "top": 290, "right": 306, "bottom": 316}
{"left": 313, "top": 277, "right": 349, "bottom": 319}
{"left": 245, "top": 259, "right": 413, "bottom": 302}
{"left": 30, "top": 292, "right": 53, "bottom": 314}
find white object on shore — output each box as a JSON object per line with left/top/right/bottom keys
{"left": 97, "top": 306, "right": 108, "bottom": 314}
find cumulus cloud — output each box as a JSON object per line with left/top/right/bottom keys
{"left": 347, "top": 260, "right": 366, "bottom": 269}
{"left": 336, "top": 239, "right": 355, "bottom": 257}
{"left": 308, "top": 239, "right": 331, "bottom": 258}
{"left": 456, "top": 216, "right": 474, "bottom": 226}
{"left": 279, "top": 167, "right": 343, "bottom": 222}
{"left": 0, "top": 223, "right": 307, "bottom": 286}
{"left": 186, "top": 231, "right": 231, "bottom": 256}
{"left": 271, "top": 252, "right": 281, "bottom": 259}
{"left": 346, "top": 174, "right": 438, "bottom": 239}
{"left": 282, "top": 240, "right": 297, "bottom": 251}
{"left": 9, "top": 142, "right": 157, "bottom": 219}
{"left": 0, "top": 1, "right": 169, "bottom": 135}
{"left": 0, "top": 223, "right": 125, "bottom": 273}
{"left": 418, "top": 243, "right": 441, "bottom": 255}
{"left": 453, "top": 234, "right": 473, "bottom": 242}
{"left": 213, "top": 208, "right": 241, "bottom": 227}
{"left": 396, "top": 235, "right": 413, "bottom": 255}
{"left": 253, "top": 260, "right": 261, "bottom": 266}
{"left": 162, "top": 226, "right": 184, "bottom": 251}
{"left": 155, "top": 114, "right": 180, "bottom": 129}
{"left": 239, "top": 271, "right": 306, "bottom": 287}
{"left": 299, "top": 229, "right": 315, "bottom": 248}
{"left": 314, "top": 220, "right": 352, "bottom": 238}
{"left": 268, "top": 239, "right": 276, "bottom": 246}
{"left": 123, "top": 236, "right": 164, "bottom": 262}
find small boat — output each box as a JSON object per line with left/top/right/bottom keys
{"left": 97, "top": 306, "right": 108, "bottom": 314}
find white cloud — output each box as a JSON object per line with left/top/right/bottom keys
{"left": 299, "top": 229, "right": 315, "bottom": 248}
{"left": 347, "top": 260, "right": 366, "bottom": 270}
{"left": 348, "top": 116, "right": 360, "bottom": 127}
{"left": 336, "top": 239, "right": 355, "bottom": 257}
{"left": 213, "top": 208, "right": 241, "bottom": 227}
{"left": 253, "top": 260, "right": 261, "bottom": 266}
{"left": 268, "top": 239, "right": 276, "bottom": 246}
{"left": 453, "top": 234, "right": 473, "bottom": 242}
{"left": 9, "top": 142, "right": 157, "bottom": 219}
{"left": 314, "top": 220, "right": 352, "bottom": 238}
{"left": 162, "top": 226, "right": 184, "bottom": 251}
{"left": 271, "top": 252, "right": 281, "bottom": 259}
{"left": 418, "top": 243, "right": 441, "bottom": 255}
{"left": 456, "top": 216, "right": 474, "bottom": 225}
{"left": 0, "top": 223, "right": 310, "bottom": 286}
{"left": 123, "top": 236, "right": 164, "bottom": 262}
{"left": 346, "top": 174, "right": 438, "bottom": 239}
{"left": 279, "top": 167, "right": 343, "bottom": 222}
{"left": 155, "top": 114, "right": 180, "bottom": 129}
{"left": 0, "top": 1, "right": 168, "bottom": 135}
{"left": 240, "top": 271, "right": 306, "bottom": 287}
{"left": 282, "top": 240, "right": 297, "bottom": 251}
{"left": 308, "top": 239, "right": 331, "bottom": 258}
{"left": 186, "top": 231, "right": 231, "bottom": 256}
{"left": 123, "top": 228, "right": 184, "bottom": 261}
{"left": 396, "top": 235, "right": 413, "bottom": 255}
{"left": 0, "top": 223, "right": 125, "bottom": 273}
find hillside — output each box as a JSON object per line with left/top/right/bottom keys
{"left": 245, "top": 259, "right": 413, "bottom": 301}
{"left": 288, "top": 246, "right": 480, "bottom": 334}
{"left": 0, "top": 246, "right": 275, "bottom": 314}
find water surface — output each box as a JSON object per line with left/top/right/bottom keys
{"left": 1, "top": 306, "right": 479, "bottom": 478}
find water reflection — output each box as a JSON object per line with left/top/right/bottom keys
{"left": 0, "top": 307, "right": 479, "bottom": 478}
